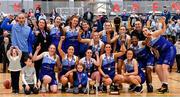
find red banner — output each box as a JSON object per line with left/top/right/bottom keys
{"left": 171, "top": 2, "right": 180, "bottom": 11}
{"left": 13, "top": 3, "right": 21, "bottom": 12}
{"left": 112, "top": 2, "right": 120, "bottom": 12}
{"left": 152, "top": 2, "right": 159, "bottom": 12}
{"left": 131, "top": 2, "right": 140, "bottom": 11}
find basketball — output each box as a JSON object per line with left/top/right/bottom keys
{"left": 3, "top": 80, "right": 11, "bottom": 89}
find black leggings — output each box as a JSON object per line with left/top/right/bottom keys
{"left": 11, "top": 71, "right": 20, "bottom": 92}
{"left": 23, "top": 84, "right": 39, "bottom": 95}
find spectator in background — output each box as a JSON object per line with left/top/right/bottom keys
{"left": 139, "top": 14, "right": 148, "bottom": 27}
{"left": 165, "top": 20, "right": 176, "bottom": 44}
{"left": 161, "top": 6, "right": 171, "bottom": 24}
{"left": 147, "top": 13, "right": 158, "bottom": 31}
{"left": 83, "top": 8, "right": 94, "bottom": 27}
{"left": 114, "top": 13, "right": 121, "bottom": 33}
{"left": 35, "top": 7, "right": 41, "bottom": 21}
{"left": 100, "top": 12, "right": 108, "bottom": 26}
{"left": 0, "top": 18, "right": 5, "bottom": 62}
{"left": 50, "top": 8, "right": 59, "bottom": 20}
{"left": 11, "top": 15, "right": 18, "bottom": 25}
{"left": 175, "top": 19, "right": 180, "bottom": 40}
{"left": 94, "top": 15, "right": 103, "bottom": 32}
{"left": 50, "top": 8, "right": 59, "bottom": 24}
{"left": 38, "top": 13, "right": 46, "bottom": 20}
{"left": 121, "top": 9, "right": 130, "bottom": 28}
{"left": 28, "top": 9, "right": 34, "bottom": 19}
{"left": 0, "top": 29, "right": 10, "bottom": 63}
{"left": 129, "top": 11, "right": 139, "bottom": 28}
{"left": 60, "top": 14, "right": 67, "bottom": 25}
{"left": 0, "top": 36, "right": 11, "bottom": 73}
{"left": 21, "top": 9, "right": 26, "bottom": 14}
{"left": 175, "top": 39, "right": 180, "bottom": 73}
{"left": 172, "top": 10, "right": 180, "bottom": 23}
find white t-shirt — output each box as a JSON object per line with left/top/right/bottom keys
{"left": 7, "top": 55, "right": 21, "bottom": 71}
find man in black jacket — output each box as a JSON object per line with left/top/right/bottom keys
{"left": 83, "top": 8, "right": 94, "bottom": 27}
{"left": 172, "top": 10, "right": 180, "bottom": 23}
{"left": 0, "top": 36, "right": 11, "bottom": 73}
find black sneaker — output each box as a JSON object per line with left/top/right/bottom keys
{"left": 158, "top": 83, "right": 169, "bottom": 94}
{"left": 157, "top": 83, "right": 166, "bottom": 92}
{"left": 102, "top": 85, "right": 107, "bottom": 93}
{"left": 135, "top": 85, "right": 143, "bottom": 94}
{"left": 158, "top": 88, "right": 169, "bottom": 94}
{"left": 128, "top": 84, "right": 136, "bottom": 91}
{"left": 61, "top": 85, "right": 66, "bottom": 93}
{"left": 147, "top": 84, "right": 153, "bottom": 93}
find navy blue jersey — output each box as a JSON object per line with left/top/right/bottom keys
{"left": 101, "top": 30, "right": 114, "bottom": 44}
{"left": 150, "top": 36, "right": 176, "bottom": 66}
{"left": 62, "top": 26, "right": 79, "bottom": 56}
{"left": 124, "top": 59, "right": 145, "bottom": 84}
{"left": 150, "top": 36, "right": 173, "bottom": 53}
{"left": 39, "top": 52, "right": 58, "bottom": 85}
{"left": 79, "top": 57, "right": 97, "bottom": 77}
{"left": 50, "top": 26, "right": 62, "bottom": 49}
{"left": 130, "top": 42, "right": 155, "bottom": 68}
{"left": 79, "top": 31, "right": 91, "bottom": 57}
{"left": 116, "top": 34, "right": 130, "bottom": 51}
{"left": 60, "top": 54, "right": 77, "bottom": 76}
{"left": 89, "top": 40, "right": 104, "bottom": 58}
{"left": 101, "top": 53, "right": 115, "bottom": 79}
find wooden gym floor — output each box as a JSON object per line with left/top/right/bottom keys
{"left": 0, "top": 63, "right": 180, "bottom": 97}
